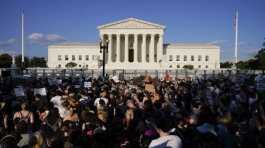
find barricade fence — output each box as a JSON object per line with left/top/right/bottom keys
{"left": 0, "top": 68, "right": 264, "bottom": 80}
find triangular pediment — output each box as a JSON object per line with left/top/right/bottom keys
{"left": 97, "top": 18, "right": 165, "bottom": 29}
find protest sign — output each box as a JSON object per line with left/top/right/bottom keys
{"left": 14, "top": 86, "right": 25, "bottom": 97}
{"left": 34, "top": 88, "right": 47, "bottom": 96}
{"left": 84, "top": 81, "right": 92, "bottom": 88}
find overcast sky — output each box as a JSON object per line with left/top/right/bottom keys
{"left": 0, "top": 0, "right": 264, "bottom": 61}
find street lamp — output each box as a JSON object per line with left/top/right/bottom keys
{"left": 99, "top": 39, "right": 109, "bottom": 79}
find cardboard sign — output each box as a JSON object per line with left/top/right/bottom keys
{"left": 14, "top": 86, "right": 25, "bottom": 97}
{"left": 145, "top": 84, "right": 156, "bottom": 93}
{"left": 34, "top": 88, "right": 47, "bottom": 96}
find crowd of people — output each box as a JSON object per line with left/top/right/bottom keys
{"left": 0, "top": 72, "right": 264, "bottom": 148}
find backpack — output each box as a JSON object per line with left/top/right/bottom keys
{"left": 19, "top": 111, "right": 31, "bottom": 123}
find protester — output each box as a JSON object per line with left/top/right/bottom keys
{"left": 0, "top": 72, "right": 264, "bottom": 148}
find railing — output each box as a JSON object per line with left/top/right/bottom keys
{"left": 0, "top": 68, "right": 264, "bottom": 80}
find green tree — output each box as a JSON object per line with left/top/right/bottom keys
{"left": 65, "top": 62, "right": 77, "bottom": 68}
{"left": 236, "top": 38, "right": 265, "bottom": 70}
{"left": 236, "top": 61, "right": 249, "bottom": 69}
{"left": 248, "top": 59, "right": 259, "bottom": 70}
{"left": 0, "top": 53, "right": 12, "bottom": 68}
{"left": 183, "top": 64, "right": 194, "bottom": 70}
{"left": 255, "top": 48, "right": 265, "bottom": 70}
{"left": 30, "top": 57, "right": 47, "bottom": 67}
{"left": 15, "top": 55, "right": 30, "bottom": 68}
{"left": 220, "top": 62, "right": 233, "bottom": 68}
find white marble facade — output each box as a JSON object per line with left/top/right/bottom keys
{"left": 48, "top": 18, "right": 220, "bottom": 70}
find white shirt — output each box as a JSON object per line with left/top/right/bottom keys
{"left": 149, "top": 135, "right": 182, "bottom": 148}
{"left": 94, "top": 97, "right": 108, "bottom": 108}
{"left": 50, "top": 95, "right": 70, "bottom": 118}
{"left": 50, "top": 95, "right": 62, "bottom": 108}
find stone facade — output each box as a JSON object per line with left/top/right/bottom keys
{"left": 48, "top": 18, "right": 220, "bottom": 70}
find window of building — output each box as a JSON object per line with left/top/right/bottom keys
{"left": 169, "top": 65, "right": 172, "bottom": 68}
{"left": 86, "top": 65, "right": 88, "bottom": 68}
{"left": 79, "top": 55, "right": 82, "bottom": 60}
{"left": 72, "top": 55, "right": 75, "bottom": 61}
{"left": 65, "top": 55, "right": 69, "bottom": 61}
{"left": 177, "top": 65, "right": 180, "bottom": 68}
{"left": 86, "top": 55, "right": 89, "bottom": 61}
{"left": 206, "top": 65, "right": 208, "bottom": 69}
{"left": 205, "top": 55, "right": 209, "bottom": 61}
{"left": 176, "top": 55, "right": 180, "bottom": 61}
{"left": 184, "top": 55, "right": 187, "bottom": 61}
{"left": 92, "top": 55, "right": 97, "bottom": 60}
{"left": 169, "top": 55, "right": 173, "bottom": 61}
{"left": 58, "top": 55, "right": 62, "bottom": 61}
{"left": 58, "top": 64, "right": 61, "bottom": 68}
{"left": 79, "top": 64, "right": 81, "bottom": 68}
{"left": 191, "top": 55, "right": 194, "bottom": 61}
{"left": 198, "top": 65, "right": 201, "bottom": 68}
{"left": 198, "top": 55, "right": 202, "bottom": 61}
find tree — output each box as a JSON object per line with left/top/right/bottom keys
{"left": 236, "top": 61, "right": 249, "bottom": 69}
{"left": 0, "top": 53, "right": 12, "bottom": 68}
{"left": 220, "top": 62, "right": 233, "bottom": 68}
{"left": 30, "top": 57, "right": 47, "bottom": 67}
{"left": 255, "top": 48, "right": 265, "bottom": 70}
{"left": 15, "top": 55, "right": 30, "bottom": 68}
{"left": 183, "top": 64, "right": 194, "bottom": 70}
{"left": 235, "top": 38, "right": 265, "bottom": 70}
{"left": 65, "top": 62, "right": 77, "bottom": 68}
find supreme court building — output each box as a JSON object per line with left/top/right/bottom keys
{"left": 48, "top": 18, "right": 220, "bottom": 70}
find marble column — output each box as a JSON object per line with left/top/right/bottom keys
{"left": 150, "top": 34, "right": 155, "bottom": 63}
{"left": 124, "top": 34, "right": 129, "bottom": 63}
{"left": 116, "top": 34, "right": 120, "bottom": 63}
{"left": 133, "top": 34, "right": 138, "bottom": 63}
{"left": 142, "top": 34, "right": 146, "bottom": 63}
{"left": 108, "top": 34, "right": 112, "bottom": 64}
{"left": 158, "top": 34, "right": 163, "bottom": 63}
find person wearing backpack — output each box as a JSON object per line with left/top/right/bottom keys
{"left": 13, "top": 102, "right": 34, "bottom": 129}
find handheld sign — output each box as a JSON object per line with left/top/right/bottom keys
{"left": 14, "top": 86, "right": 25, "bottom": 97}
{"left": 84, "top": 81, "right": 92, "bottom": 88}
{"left": 34, "top": 88, "right": 47, "bottom": 96}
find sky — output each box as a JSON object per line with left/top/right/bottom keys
{"left": 0, "top": 0, "right": 264, "bottom": 62}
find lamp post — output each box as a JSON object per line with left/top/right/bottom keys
{"left": 100, "top": 39, "right": 109, "bottom": 79}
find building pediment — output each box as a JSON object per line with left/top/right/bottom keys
{"left": 97, "top": 18, "right": 165, "bottom": 29}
